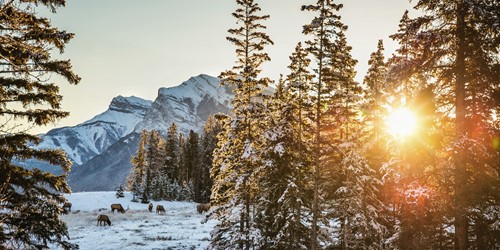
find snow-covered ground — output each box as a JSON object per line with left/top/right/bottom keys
{"left": 59, "top": 192, "right": 215, "bottom": 250}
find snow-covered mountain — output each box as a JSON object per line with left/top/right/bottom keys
{"left": 47, "top": 95, "right": 152, "bottom": 165}
{"left": 136, "top": 74, "right": 232, "bottom": 134}
{"left": 69, "top": 74, "right": 233, "bottom": 191}
{"left": 20, "top": 96, "right": 152, "bottom": 174}
{"left": 22, "top": 74, "right": 233, "bottom": 191}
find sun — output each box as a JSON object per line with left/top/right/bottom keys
{"left": 386, "top": 108, "right": 417, "bottom": 137}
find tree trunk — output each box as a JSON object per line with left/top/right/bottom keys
{"left": 454, "top": 1, "right": 468, "bottom": 249}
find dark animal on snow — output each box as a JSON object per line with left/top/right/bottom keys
{"left": 148, "top": 203, "right": 153, "bottom": 213}
{"left": 196, "top": 203, "right": 210, "bottom": 214}
{"left": 97, "top": 214, "right": 111, "bottom": 226}
{"left": 156, "top": 205, "right": 166, "bottom": 215}
{"left": 110, "top": 203, "right": 125, "bottom": 213}
{"left": 62, "top": 202, "right": 72, "bottom": 212}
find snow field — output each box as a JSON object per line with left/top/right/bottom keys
{"left": 60, "top": 192, "right": 215, "bottom": 250}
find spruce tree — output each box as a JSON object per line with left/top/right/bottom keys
{"left": 160, "top": 123, "right": 180, "bottom": 200}
{"left": 256, "top": 78, "right": 314, "bottom": 249}
{"left": 178, "top": 130, "right": 199, "bottom": 201}
{"left": 301, "top": 1, "right": 350, "bottom": 247}
{"left": 182, "top": 130, "right": 199, "bottom": 184}
{"left": 196, "top": 116, "right": 222, "bottom": 203}
{"left": 146, "top": 130, "right": 163, "bottom": 201}
{"left": 164, "top": 124, "right": 179, "bottom": 180}
{"left": 209, "top": 0, "right": 273, "bottom": 248}
{"left": 128, "top": 130, "right": 149, "bottom": 201}
{"left": 286, "top": 42, "right": 314, "bottom": 167}
{"left": 0, "top": 1, "right": 80, "bottom": 249}
{"left": 363, "top": 40, "right": 390, "bottom": 151}
{"left": 116, "top": 185, "right": 125, "bottom": 198}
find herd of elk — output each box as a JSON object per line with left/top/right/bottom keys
{"left": 65, "top": 201, "right": 187, "bottom": 227}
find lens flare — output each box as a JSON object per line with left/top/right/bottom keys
{"left": 386, "top": 108, "right": 417, "bottom": 137}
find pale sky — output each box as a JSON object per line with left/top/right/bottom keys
{"left": 35, "top": 0, "right": 417, "bottom": 134}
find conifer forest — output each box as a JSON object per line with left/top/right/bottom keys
{"left": 1, "top": 0, "right": 499, "bottom": 249}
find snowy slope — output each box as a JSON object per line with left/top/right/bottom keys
{"left": 69, "top": 132, "right": 142, "bottom": 192}
{"left": 36, "top": 96, "right": 152, "bottom": 166}
{"left": 58, "top": 191, "right": 216, "bottom": 250}
{"left": 136, "top": 74, "right": 232, "bottom": 134}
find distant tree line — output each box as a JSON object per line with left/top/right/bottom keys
{"left": 127, "top": 117, "right": 222, "bottom": 204}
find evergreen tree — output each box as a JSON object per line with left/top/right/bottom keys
{"left": 256, "top": 78, "right": 314, "bottom": 249}
{"left": 196, "top": 116, "right": 222, "bottom": 203}
{"left": 390, "top": 1, "right": 500, "bottom": 248}
{"left": 128, "top": 130, "right": 149, "bottom": 201}
{"left": 164, "top": 124, "right": 179, "bottom": 180}
{"left": 0, "top": 0, "right": 80, "bottom": 249}
{"left": 209, "top": 0, "right": 273, "bottom": 248}
{"left": 146, "top": 130, "right": 163, "bottom": 201}
{"left": 176, "top": 130, "right": 199, "bottom": 201}
{"left": 116, "top": 185, "right": 125, "bottom": 198}
{"left": 286, "top": 42, "right": 314, "bottom": 172}
{"left": 363, "top": 40, "right": 390, "bottom": 152}
{"left": 301, "top": 1, "right": 352, "bottom": 247}
{"left": 326, "top": 30, "right": 386, "bottom": 249}
{"left": 333, "top": 142, "right": 386, "bottom": 250}
{"left": 182, "top": 130, "right": 199, "bottom": 185}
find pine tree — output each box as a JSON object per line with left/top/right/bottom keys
{"left": 146, "top": 130, "right": 163, "bottom": 201}
{"left": 116, "top": 185, "right": 125, "bottom": 198}
{"left": 128, "top": 130, "right": 149, "bottom": 201}
{"left": 363, "top": 40, "right": 390, "bottom": 152}
{"left": 286, "top": 42, "right": 314, "bottom": 168}
{"left": 333, "top": 142, "right": 386, "bottom": 249}
{"left": 177, "top": 130, "right": 199, "bottom": 201}
{"left": 256, "top": 78, "right": 314, "bottom": 249}
{"left": 0, "top": 1, "right": 80, "bottom": 249}
{"left": 209, "top": 0, "right": 273, "bottom": 248}
{"left": 301, "top": 1, "right": 352, "bottom": 247}
{"left": 182, "top": 130, "right": 199, "bottom": 185}
{"left": 196, "top": 116, "right": 222, "bottom": 203}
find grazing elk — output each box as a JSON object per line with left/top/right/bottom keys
{"left": 62, "top": 202, "right": 72, "bottom": 213}
{"left": 196, "top": 203, "right": 210, "bottom": 214}
{"left": 148, "top": 203, "right": 153, "bottom": 213}
{"left": 156, "top": 205, "right": 166, "bottom": 215}
{"left": 110, "top": 203, "right": 125, "bottom": 213}
{"left": 97, "top": 214, "right": 111, "bottom": 226}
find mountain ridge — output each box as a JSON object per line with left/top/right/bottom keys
{"left": 21, "top": 74, "right": 233, "bottom": 191}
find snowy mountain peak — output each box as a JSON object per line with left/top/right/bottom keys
{"left": 158, "top": 74, "right": 231, "bottom": 106}
{"left": 135, "top": 74, "right": 233, "bottom": 134}
{"left": 34, "top": 95, "right": 153, "bottom": 167}
{"left": 109, "top": 95, "right": 153, "bottom": 112}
